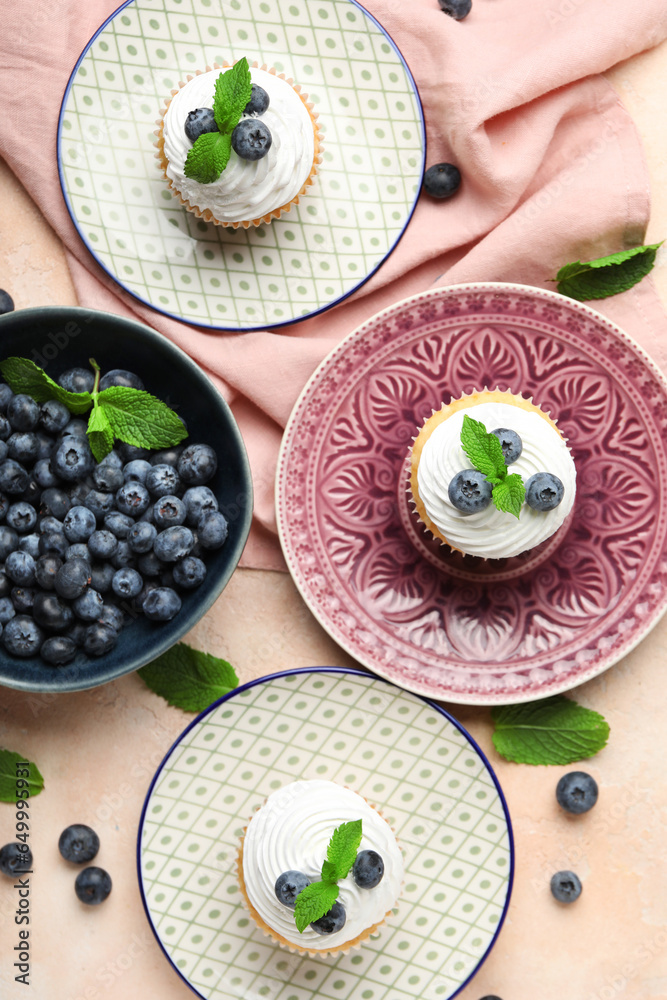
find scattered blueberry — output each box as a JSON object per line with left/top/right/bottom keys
{"left": 0, "top": 290, "right": 15, "bottom": 315}
{"left": 437, "top": 0, "right": 472, "bottom": 19}
{"left": 231, "top": 119, "right": 272, "bottom": 161}
{"left": 274, "top": 870, "right": 311, "bottom": 907}
{"left": 0, "top": 843, "right": 32, "bottom": 876}
{"left": 352, "top": 850, "right": 384, "bottom": 888}
{"left": 423, "top": 162, "right": 461, "bottom": 199}
{"left": 311, "top": 900, "right": 346, "bottom": 935}
{"left": 74, "top": 866, "right": 112, "bottom": 905}
{"left": 58, "top": 824, "right": 100, "bottom": 863}
{"left": 556, "top": 772, "right": 599, "bottom": 815}
{"left": 491, "top": 428, "right": 522, "bottom": 465}
{"left": 448, "top": 469, "right": 493, "bottom": 513}
{"left": 244, "top": 83, "right": 270, "bottom": 115}
{"left": 184, "top": 107, "right": 219, "bottom": 143}
{"left": 550, "top": 870, "right": 582, "bottom": 903}
{"left": 525, "top": 472, "right": 564, "bottom": 511}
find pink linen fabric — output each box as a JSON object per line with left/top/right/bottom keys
{"left": 1, "top": 0, "right": 667, "bottom": 570}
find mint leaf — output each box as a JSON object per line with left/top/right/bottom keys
{"left": 460, "top": 414, "right": 507, "bottom": 484}
{"left": 184, "top": 130, "right": 233, "bottom": 184}
{"left": 0, "top": 357, "right": 92, "bottom": 414}
{"left": 137, "top": 643, "right": 238, "bottom": 712}
{"left": 97, "top": 386, "right": 188, "bottom": 451}
{"left": 321, "top": 859, "right": 338, "bottom": 883}
{"left": 87, "top": 405, "right": 114, "bottom": 462}
{"left": 0, "top": 749, "right": 44, "bottom": 802}
{"left": 491, "top": 473, "right": 525, "bottom": 518}
{"left": 213, "top": 58, "right": 253, "bottom": 134}
{"left": 325, "top": 819, "right": 363, "bottom": 881}
{"left": 294, "top": 881, "right": 339, "bottom": 933}
{"left": 556, "top": 242, "right": 662, "bottom": 301}
{"left": 491, "top": 695, "right": 610, "bottom": 765}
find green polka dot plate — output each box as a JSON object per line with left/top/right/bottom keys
{"left": 57, "top": 0, "right": 425, "bottom": 330}
{"left": 138, "top": 668, "right": 513, "bottom": 1000}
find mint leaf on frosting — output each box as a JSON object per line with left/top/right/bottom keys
{"left": 0, "top": 749, "right": 44, "bottom": 802}
{"left": 213, "top": 57, "right": 252, "bottom": 133}
{"left": 460, "top": 414, "right": 507, "bottom": 485}
{"left": 294, "top": 881, "right": 340, "bottom": 934}
{"left": 184, "top": 130, "right": 232, "bottom": 184}
{"left": 0, "top": 357, "right": 92, "bottom": 414}
{"left": 556, "top": 242, "right": 662, "bottom": 301}
{"left": 325, "top": 819, "right": 363, "bottom": 881}
{"left": 492, "top": 473, "right": 525, "bottom": 519}
{"left": 137, "top": 643, "right": 239, "bottom": 712}
{"left": 491, "top": 695, "right": 610, "bottom": 765}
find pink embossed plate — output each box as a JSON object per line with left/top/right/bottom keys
{"left": 276, "top": 283, "right": 667, "bottom": 704}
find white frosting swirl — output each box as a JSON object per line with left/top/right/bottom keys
{"left": 416, "top": 402, "right": 576, "bottom": 558}
{"left": 241, "top": 780, "right": 403, "bottom": 951}
{"left": 162, "top": 66, "right": 315, "bottom": 222}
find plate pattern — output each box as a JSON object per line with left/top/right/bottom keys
{"left": 139, "top": 670, "right": 512, "bottom": 1000}
{"left": 277, "top": 284, "right": 667, "bottom": 703}
{"left": 58, "top": 0, "right": 424, "bottom": 329}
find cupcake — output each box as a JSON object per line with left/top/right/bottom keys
{"left": 237, "top": 780, "right": 403, "bottom": 955}
{"left": 409, "top": 389, "right": 576, "bottom": 559}
{"left": 155, "top": 58, "right": 321, "bottom": 229}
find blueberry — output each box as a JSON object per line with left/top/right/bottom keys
{"left": 0, "top": 525, "right": 19, "bottom": 559}
{"left": 63, "top": 505, "right": 97, "bottom": 543}
{"left": 2, "top": 616, "right": 44, "bottom": 657}
{"left": 142, "top": 586, "right": 182, "bottom": 621}
{"left": 98, "top": 604, "right": 125, "bottom": 633}
{"left": 11, "top": 587, "right": 35, "bottom": 614}
{"left": 83, "top": 623, "right": 117, "bottom": 656}
{"left": 0, "top": 442, "right": 7, "bottom": 463}
{"left": 111, "top": 567, "right": 143, "bottom": 599}
{"left": 83, "top": 489, "right": 117, "bottom": 521}
{"left": 99, "top": 369, "right": 144, "bottom": 391}
{"left": 525, "top": 472, "right": 564, "bottom": 511}
{"left": 73, "top": 589, "right": 104, "bottom": 622}
{"left": 183, "top": 486, "right": 218, "bottom": 526}
{"left": 32, "top": 593, "right": 74, "bottom": 631}
{"left": 178, "top": 444, "right": 217, "bottom": 486}
{"left": 0, "top": 415, "right": 9, "bottom": 440}
{"left": 110, "top": 540, "right": 137, "bottom": 570}
{"left": 117, "top": 442, "right": 150, "bottom": 463}
{"left": 88, "top": 530, "right": 118, "bottom": 561}
{"left": 153, "top": 495, "right": 186, "bottom": 529}
{"left": 5, "top": 551, "right": 36, "bottom": 586}
{"left": 57, "top": 367, "right": 95, "bottom": 394}
{"left": 0, "top": 290, "right": 15, "bottom": 315}
{"left": 40, "top": 487, "right": 71, "bottom": 521}
{"left": 39, "top": 399, "right": 70, "bottom": 434}
{"left": 153, "top": 526, "right": 194, "bottom": 562}
{"left": 448, "top": 469, "right": 493, "bottom": 513}
{"left": 0, "top": 571, "right": 10, "bottom": 598}
{"left": 311, "top": 900, "right": 346, "bottom": 935}
{"left": 92, "top": 463, "right": 124, "bottom": 493}
{"left": 90, "top": 562, "right": 115, "bottom": 594}
{"left": 39, "top": 516, "right": 65, "bottom": 537}
{"left": 231, "top": 118, "right": 272, "bottom": 161}
{"left": 61, "top": 417, "right": 88, "bottom": 438}
{"left": 41, "top": 635, "right": 77, "bottom": 666}
{"left": 0, "top": 597, "right": 16, "bottom": 624}
{"left": 66, "top": 623, "right": 88, "bottom": 648}
{"left": 0, "top": 490, "right": 9, "bottom": 520}
{"left": 0, "top": 459, "right": 30, "bottom": 495}
{"left": 115, "top": 481, "right": 150, "bottom": 517}
{"left": 0, "top": 384, "right": 13, "bottom": 412}
{"left": 64, "top": 543, "right": 91, "bottom": 563}
{"left": 18, "top": 533, "right": 41, "bottom": 559}
{"left": 274, "top": 870, "right": 310, "bottom": 908}
{"left": 6, "top": 501, "right": 37, "bottom": 534}
{"left": 103, "top": 512, "right": 134, "bottom": 539}
{"left": 437, "top": 0, "right": 472, "bottom": 19}
{"left": 197, "top": 511, "right": 228, "bottom": 549}
{"left": 123, "top": 459, "right": 152, "bottom": 485}
{"left": 35, "top": 555, "right": 62, "bottom": 591}
{"left": 550, "top": 870, "right": 582, "bottom": 903}
{"left": 7, "top": 395, "right": 40, "bottom": 432}
{"left": 58, "top": 824, "right": 100, "bottom": 863}
{"left": 146, "top": 464, "right": 181, "bottom": 498}
{"left": 0, "top": 843, "right": 32, "bottom": 876}
{"left": 423, "top": 162, "right": 462, "bottom": 199}
{"left": 68, "top": 482, "right": 91, "bottom": 506}
{"left": 137, "top": 551, "right": 164, "bottom": 578}
{"left": 33, "top": 458, "right": 59, "bottom": 489}
{"left": 127, "top": 521, "right": 157, "bottom": 554}
{"left": 352, "top": 850, "right": 384, "bottom": 888}
{"left": 173, "top": 556, "right": 207, "bottom": 590}
{"left": 51, "top": 435, "right": 95, "bottom": 482}
{"left": 7, "top": 432, "right": 39, "bottom": 465}
{"left": 38, "top": 531, "right": 69, "bottom": 559}
{"left": 555, "top": 771, "right": 598, "bottom": 814}
{"left": 74, "top": 866, "right": 112, "bottom": 904}
{"left": 184, "top": 107, "right": 219, "bottom": 143}
{"left": 244, "top": 83, "right": 270, "bottom": 115}
{"left": 150, "top": 446, "right": 184, "bottom": 468}
{"left": 55, "top": 558, "right": 91, "bottom": 600}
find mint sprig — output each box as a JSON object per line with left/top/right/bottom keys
{"left": 460, "top": 413, "right": 525, "bottom": 518}
{"left": 293, "top": 818, "right": 363, "bottom": 933}
{"left": 137, "top": 642, "right": 239, "bottom": 712}
{"left": 491, "top": 695, "right": 610, "bottom": 765}
{"left": 0, "top": 749, "right": 44, "bottom": 802}
{"left": 0, "top": 356, "right": 188, "bottom": 463}
{"left": 183, "top": 59, "right": 252, "bottom": 184}
{"left": 556, "top": 242, "right": 662, "bottom": 301}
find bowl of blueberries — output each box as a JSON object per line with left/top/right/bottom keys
{"left": 0, "top": 305, "right": 253, "bottom": 691}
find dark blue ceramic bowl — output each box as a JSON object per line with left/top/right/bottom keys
{"left": 0, "top": 306, "right": 253, "bottom": 692}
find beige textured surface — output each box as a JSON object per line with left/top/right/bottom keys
{"left": 1, "top": 39, "right": 667, "bottom": 1000}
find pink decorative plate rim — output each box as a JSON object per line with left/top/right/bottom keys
{"left": 276, "top": 282, "right": 667, "bottom": 705}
